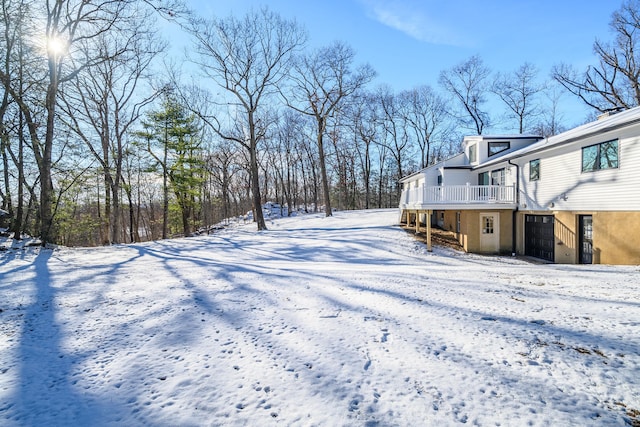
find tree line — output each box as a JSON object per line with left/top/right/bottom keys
{"left": 1, "top": 0, "right": 639, "bottom": 246}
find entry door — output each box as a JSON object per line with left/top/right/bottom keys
{"left": 480, "top": 213, "right": 500, "bottom": 253}
{"left": 579, "top": 215, "right": 593, "bottom": 264}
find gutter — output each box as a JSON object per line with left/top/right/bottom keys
{"left": 508, "top": 159, "right": 520, "bottom": 256}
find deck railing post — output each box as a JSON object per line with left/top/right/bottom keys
{"left": 426, "top": 210, "right": 432, "bottom": 252}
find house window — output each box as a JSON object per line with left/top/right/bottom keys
{"left": 469, "top": 144, "right": 477, "bottom": 163}
{"left": 456, "top": 212, "right": 461, "bottom": 233}
{"left": 491, "top": 168, "right": 505, "bottom": 186}
{"left": 478, "top": 171, "right": 489, "bottom": 185}
{"left": 582, "top": 139, "right": 619, "bottom": 172}
{"left": 488, "top": 141, "right": 510, "bottom": 157}
{"left": 529, "top": 159, "right": 540, "bottom": 181}
{"left": 482, "top": 216, "right": 494, "bottom": 234}
{"left": 437, "top": 175, "right": 443, "bottom": 186}
{"left": 479, "top": 169, "right": 504, "bottom": 185}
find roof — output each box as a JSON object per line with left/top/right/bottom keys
{"left": 479, "top": 105, "right": 640, "bottom": 168}
{"left": 442, "top": 165, "right": 473, "bottom": 170}
{"left": 399, "top": 152, "right": 466, "bottom": 182}
{"left": 399, "top": 106, "right": 640, "bottom": 181}
{"left": 464, "top": 134, "right": 542, "bottom": 141}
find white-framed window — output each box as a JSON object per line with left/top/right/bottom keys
{"left": 482, "top": 216, "right": 494, "bottom": 234}
{"left": 478, "top": 171, "right": 489, "bottom": 185}
{"left": 488, "top": 141, "right": 510, "bottom": 157}
{"left": 490, "top": 168, "right": 505, "bottom": 186}
{"left": 529, "top": 159, "right": 540, "bottom": 181}
{"left": 469, "top": 144, "right": 477, "bottom": 163}
{"left": 582, "top": 139, "right": 618, "bottom": 172}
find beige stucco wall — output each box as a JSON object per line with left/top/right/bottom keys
{"left": 442, "top": 211, "right": 458, "bottom": 233}
{"left": 554, "top": 211, "right": 578, "bottom": 264}
{"left": 499, "top": 211, "right": 513, "bottom": 253}
{"left": 403, "top": 208, "right": 640, "bottom": 264}
{"left": 517, "top": 210, "right": 640, "bottom": 265}
{"left": 593, "top": 211, "right": 640, "bottom": 265}
{"left": 441, "top": 210, "right": 513, "bottom": 254}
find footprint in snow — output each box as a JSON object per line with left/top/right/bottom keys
{"left": 434, "top": 346, "right": 447, "bottom": 357}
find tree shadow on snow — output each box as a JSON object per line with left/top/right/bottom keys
{"left": 4, "top": 249, "right": 132, "bottom": 426}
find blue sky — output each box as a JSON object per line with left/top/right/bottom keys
{"left": 185, "top": 0, "right": 623, "bottom": 128}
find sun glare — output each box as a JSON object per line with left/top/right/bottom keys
{"left": 46, "top": 36, "right": 67, "bottom": 57}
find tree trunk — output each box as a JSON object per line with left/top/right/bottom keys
{"left": 181, "top": 198, "right": 192, "bottom": 236}
{"left": 103, "top": 171, "right": 112, "bottom": 244}
{"left": 13, "top": 119, "right": 25, "bottom": 239}
{"left": 317, "top": 119, "right": 332, "bottom": 217}
{"left": 162, "top": 130, "right": 169, "bottom": 239}
{"left": 111, "top": 137, "right": 124, "bottom": 244}
{"left": 249, "top": 146, "right": 266, "bottom": 230}
{"left": 249, "top": 112, "right": 267, "bottom": 230}
{"left": 40, "top": 73, "right": 57, "bottom": 245}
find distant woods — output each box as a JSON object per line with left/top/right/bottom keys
{"left": 0, "top": 0, "right": 637, "bottom": 246}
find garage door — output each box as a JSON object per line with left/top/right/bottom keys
{"left": 525, "top": 215, "right": 555, "bottom": 262}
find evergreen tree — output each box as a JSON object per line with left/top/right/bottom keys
{"left": 135, "top": 96, "right": 204, "bottom": 237}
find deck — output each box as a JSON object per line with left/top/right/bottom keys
{"left": 399, "top": 184, "right": 517, "bottom": 210}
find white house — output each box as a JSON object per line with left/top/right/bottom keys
{"left": 399, "top": 106, "right": 640, "bottom": 265}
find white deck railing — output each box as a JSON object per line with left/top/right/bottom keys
{"left": 400, "top": 184, "right": 516, "bottom": 207}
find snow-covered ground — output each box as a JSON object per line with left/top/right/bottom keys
{"left": 1, "top": 209, "right": 639, "bottom": 426}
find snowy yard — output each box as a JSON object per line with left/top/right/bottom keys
{"left": 1, "top": 209, "right": 639, "bottom": 426}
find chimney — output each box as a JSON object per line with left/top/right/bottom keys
{"left": 598, "top": 106, "right": 625, "bottom": 120}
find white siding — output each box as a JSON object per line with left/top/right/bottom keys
{"left": 400, "top": 153, "right": 467, "bottom": 190}
{"left": 443, "top": 153, "right": 467, "bottom": 167}
{"left": 443, "top": 169, "right": 473, "bottom": 185}
{"left": 518, "top": 127, "right": 640, "bottom": 211}
{"left": 422, "top": 167, "right": 440, "bottom": 186}
{"left": 464, "top": 136, "right": 541, "bottom": 166}
{"left": 475, "top": 163, "right": 518, "bottom": 187}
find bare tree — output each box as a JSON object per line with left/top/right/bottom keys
{"left": 373, "top": 141, "right": 391, "bottom": 208}
{"left": 297, "top": 121, "right": 320, "bottom": 212}
{"left": 0, "top": 0, "right": 47, "bottom": 239}
{"left": 0, "top": 0, "right": 22, "bottom": 233}
{"left": 39, "top": 1, "right": 139, "bottom": 244}
{"left": 59, "top": 11, "right": 165, "bottom": 243}
{"left": 285, "top": 41, "right": 375, "bottom": 216}
{"left": 492, "top": 62, "right": 544, "bottom": 134}
{"left": 0, "top": 0, "right": 146, "bottom": 244}
{"left": 350, "top": 91, "right": 379, "bottom": 209}
{"left": 188, "top": 7, "right": 306, "bottom": 230}
{"left": 553, "top": 1, "right": 640, "bottom": 112}
{"left": 376, "top": 85, "right": 412, "bottom": 188}
{"left": 532, "top": 83, "right": 567, "bottom": 137}
{"left": 269, "top": 110, "right": 305, "bottom": 215}
{"left": 400, "top": 85, "right": 451, "bottom": 168}
{"left": 205, "top": 139, "right": 242, "bottom": 225}
{"left": 439, "top": 55, "right": 492, "bottom": 134}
